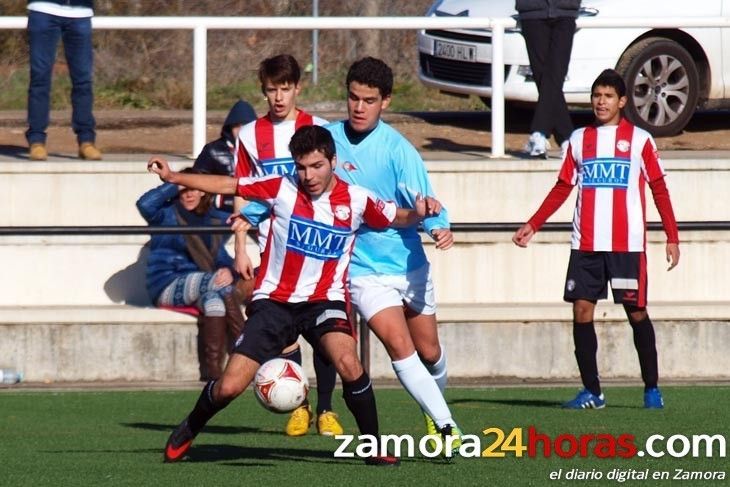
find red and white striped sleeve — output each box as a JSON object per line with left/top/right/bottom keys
{"left": 234, "top": 137, "right": 254, "bottom": 178}
{"left": 641, "top": 136, "right": 666, "bottom": 182}
{"left": 236, "top": 174, "right": 283, "bottom": 203}
{"left": 557, "top": 143, "right": 578, "bottom": 185}
{"left": 362, "top": 194, "right": 397, "bottom": 230}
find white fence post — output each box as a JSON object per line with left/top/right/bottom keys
{"left": 193, "top": 25, "right": 207, "bottom": 158}
{"left": 490, "top": 21, "right": 505, "bottom": 158}
{"left": 312, "top": 0, "right": 319, "bottom": 84}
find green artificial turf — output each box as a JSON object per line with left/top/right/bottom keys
{"left": 0, "top": 386, "right": 727, "bottom": 486}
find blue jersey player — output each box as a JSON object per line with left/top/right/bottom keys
{"left": 328, "top": 57, "right": 461, "bottom": 450}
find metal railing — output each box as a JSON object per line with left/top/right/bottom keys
{"left": 3, "top": 15, "right": 730, "bottom": 157}
{"left": 0, "top": 221, "right": 727, "bottom": 236}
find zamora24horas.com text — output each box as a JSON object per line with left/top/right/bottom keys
{"left": 333, "top": 426, "right": 726, "bottom": 463}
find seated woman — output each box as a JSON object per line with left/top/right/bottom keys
{"left": 136, "top": 168, "right": 245, "bottom": 380}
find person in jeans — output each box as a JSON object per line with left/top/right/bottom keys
{"left": 26, "top": 0, "right": 101, "bottom": 161}
{"left": 516, "top": 0, "right": 580, "bottom": 158}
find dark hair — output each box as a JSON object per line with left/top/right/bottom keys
{"left": 346, "top": 56, "right": 393, "bottom": 98}
{"left": 289, "top": 126, "right": 336, "bottom": 162}
{"left": 258, "top": 54, "right": 301, "bottom": 88}
{"left": 179, "top": 167, "right": 213, "bottom": 215}
{"left": 591, "top": 69, "right": 627, "bottom": 98}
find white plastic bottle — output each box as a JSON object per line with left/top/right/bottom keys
{"left": 0, "top": 369, "right": 23, "bottom": 384}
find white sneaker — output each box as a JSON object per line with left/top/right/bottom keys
{"left": 524, "top": 131, "right": 550, "bottom": 158}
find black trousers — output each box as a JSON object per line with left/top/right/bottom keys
{"left": 520, "top": 17, "right": 576, "bottom": 144}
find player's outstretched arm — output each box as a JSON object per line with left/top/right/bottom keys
{"left": 516, "top": 180, "right": 573, "bottom": 247}
{"left": 227, "top": 214, "right": 255, "bottom": 280}
{"left": 147, "top": 156, "right": 238, "bottom": 195}
{"left": 392, "top": 208, "right": 419, "bottom": 227}
{"left": 231, "top": 196, "right": 252, "bottom": 279}
{"left": 666, "top": 242, "right": 680, "bottom": 271}
{"left": 512, "top": 223, "right": 536, "bottom": 248}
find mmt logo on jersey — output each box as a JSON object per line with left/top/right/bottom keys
{"left": 261, "top": 157, "right": 296, "bottom": 176}
{"left": 582, "top": 157, "right": 631, "bottom": 188}
{"left": 288, "top": 216, "right": 349, "bottom": 259}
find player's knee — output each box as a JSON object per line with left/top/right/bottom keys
{"left": 382, "top": 334, "right": 415, "bottom": 360}
{"left": 625, "top": 306, "right": 648, "bottom": 324}
{"left": 417, "top": 345, "right": 441, "bottom": 366}
{"left": 333, "top": 352, "right": 363, "bottom": 382}
{"left": 573, "top": 301, "right": 595, "bottom": 322}
{"left": 216, "top": 375, "right": 247, "bottom": 401}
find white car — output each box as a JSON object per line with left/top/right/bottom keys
{"left": 418, "top": 0, "right": 730, "bottom": 136}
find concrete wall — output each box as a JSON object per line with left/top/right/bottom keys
{"left": 1, "top": 156, "right": 728, "bottom": 381}
{"left": 3, "top": 230, "right": 725, "bottom": 307}
{"left": 2, "top": 307, "right": 729, "bottom": 382}
{"left": 2, "top": 156, "right": 729, "bottom": 225}
{"left": 2, "top": 157, "right": 728, "bottom": 306}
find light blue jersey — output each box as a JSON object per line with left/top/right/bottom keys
{"left": 327, "top": 120, "right": 450, "bottom": 277}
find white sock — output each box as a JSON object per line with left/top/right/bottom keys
{"left": 392, "top": 352, "right": 454, "bottom": 429}
{"left": 424, "top": 349, "right": 447, "bottom": 393}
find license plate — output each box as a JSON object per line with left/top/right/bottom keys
{"left": 434, "top": 39, "right": 476, "bottom": 62}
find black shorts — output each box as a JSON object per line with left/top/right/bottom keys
{"left": 232, "top": 299, "right": 354, "bottom": 364}
{"left": 564, "top": 250, "right": 647, "bottom": 307}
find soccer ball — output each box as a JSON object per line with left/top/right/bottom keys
{"left": 254, "top": 358, "right": 309, "bottom": 413}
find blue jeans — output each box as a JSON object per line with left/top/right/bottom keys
{"left": 26, "top": 11, "right": 96, "bottom": 145}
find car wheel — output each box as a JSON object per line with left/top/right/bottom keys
{"left": 616, "top": 37, "right": 699, "bottom": 137}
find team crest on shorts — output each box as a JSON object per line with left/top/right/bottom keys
{"left": 616, "top": 139, "right": 631, "bottom": 152}
{"left": 566, "top": 279, "right": 576, "bottom": 292}
{"left": 334, "top": 205, "right": 351, "bottom": 221}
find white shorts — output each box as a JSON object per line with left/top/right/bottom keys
{"left": 349, "top": 264, "right": 436, "bottom": 322}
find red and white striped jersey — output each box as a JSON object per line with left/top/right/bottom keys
{"left": 560, "top": 118, "right": 667, "bottom": 252}
{"left": 234, "top": 110, "right": 327, "bottom": 251}
{"left": 234, "top": 110, "right": 328, "bottom": 178}
{"left": 236, "top": 174, "right": 397, "bottom": 303}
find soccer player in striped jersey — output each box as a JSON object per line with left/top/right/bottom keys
{"left": 327, "top": 57, "right": 462, "bottom": 451}
{"left": 153, "top": 125, "right": 440, "bottom": 466}
{"left": 232, "top": 54, "right": 339, "bottom": 437}
{"left": 513, "top": 69, "right": 680, "bottom": 410}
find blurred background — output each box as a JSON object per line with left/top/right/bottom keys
{"left": 0, "top": 0, "right": 486, "bottom": 112}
